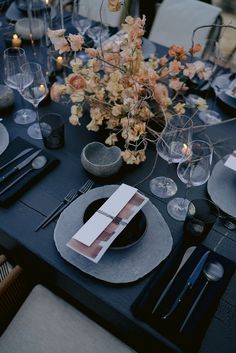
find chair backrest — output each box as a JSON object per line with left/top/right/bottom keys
{"left": 76, "top": 0, "right": 130, "bottom": 28}
{"left": 148, "top": 0, "right": 222, "bottom": 54}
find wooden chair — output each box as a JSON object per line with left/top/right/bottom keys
{"left": 0, "top": 256, "right": 136, "bottom": 353}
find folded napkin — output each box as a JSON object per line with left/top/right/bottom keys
{"left": 0, "top": 137, "right": 59, "bottom": 206}
{"left": 132, "top": 245, "right": 235, "bottom": 353}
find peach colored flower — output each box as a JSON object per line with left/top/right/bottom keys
{"left": 70, "top": 90, "right": 85, "bottom": 103}
{"left": 169, "top": 78, "right": 188, "bottom": 92}
{"left": 183, "top": 63, "right": 197, "bottom": 79}
{"left": 107, "top": 0, "right": 121, "bottom": 12}
{"left": 67, "top": 73, "right": 86, "bottom": 90}
{"left": 153, "top": 83, "right": 171, "bottom": 108}
{"left": 190, "top": 43, "right": 202, "bottom": 54}
{"left": 68, "top": 34, "right": 84, "bottom": 51}
{"left": 174, "top": 103, "right": 186, "bottom": 115}
{"left": 50, "top": 83, "right": 66, "bottom": 102}
{"left": 121, "top": 149, "right": 146, "bottom": 165}
{"left": 48, "top": 28, "right": 65, "bottom": 40}
{"left": 169, "top": 60, "right": 184, "bottom": 76}
{"left": 159, "top": 55, "right": 168, "bottom": 66}
{"left": 48, "top": 29, "right": 70, "bottom": 53}
{"left": 105, "top": 133, "right": 119, "bottom": 145}
{"left": 168, "top": 45, "right": 187, "bottom": 60}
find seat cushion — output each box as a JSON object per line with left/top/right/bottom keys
{"left": 0, "top": 285, "right": 136, "bottom": 353}
{"left": 149, "top": 0, "right": 221, "bottom": 51}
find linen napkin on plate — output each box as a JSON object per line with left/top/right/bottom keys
{"left": 132, "top": 245, "right": 235, "bottom": 353}
{"left": 0, "top": 137, "right": 59, "bottom": 206}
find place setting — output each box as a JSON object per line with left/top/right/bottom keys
{"left": 132, "top": 197, "right": 235, "bottom": 353}
{"left": 53, "top": 183, "right": 173, "bottom": 284}
{"left": 0, "top": 136, "right": 59, "bottom": 205}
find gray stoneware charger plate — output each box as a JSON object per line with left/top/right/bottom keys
{"left": 54, "top": 185, "right": 173, "bottom": 284}
{"left": 207, "top": 157, "right": 236, "bottom": 218}
{"left": 211, "top": 73, "right": 236, "bottom": 109}
{"left": 0, "top": 123, "right": 9, "bottom": 156}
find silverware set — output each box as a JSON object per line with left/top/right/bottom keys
{"left": 0, "top": 148, "right": 46, "bottom": 196}
{"left": 151, "top": 251, "right": 224, "bottom": 333}
{"left": 35, "top": 179, "right": 94, "bottom": 231}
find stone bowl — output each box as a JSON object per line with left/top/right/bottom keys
{"left": 0, "top": 85, "right": 14, "bottom": 111}
{"left": 15, "top": 18, "right": 45, "bottom": 40}
{"left": 81, "top": 142, "right": 122, "bottom": 177}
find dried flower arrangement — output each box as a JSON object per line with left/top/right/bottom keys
{"left": 48, "top": 0, "right": 210, "bottom": 164}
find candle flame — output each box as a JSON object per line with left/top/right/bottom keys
{"left": 39, "top": 84, "right": 46, "bottom": 93}
{"left": 57, "top": 56, "right": 63, "bottom": 63}
{"left": 182, "top": 143, "right": 191, "bottom": 156}
{"left": 13, "top": 34, "right": 18, "bottom": 39}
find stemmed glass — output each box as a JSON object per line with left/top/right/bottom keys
{"left": 87, "top": 24, "right": 110, "bottom": 48}
{"left": 3, "top": 47, "right": 36, "bottom": 125}
{"left": 149, "top": 115, "right": 193, "bottom": 198}
{"left": 167, "top": 140, "right": 213, "bottom": 221}
{"left": 72, "top": 0, "right": 92, "bottom": 35}
{"left": 20, "top": 62, "right": 49, "bottom": 140}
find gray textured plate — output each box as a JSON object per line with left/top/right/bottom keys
{"left": 212, "top": 74, "right": 236, "bottom": 109}
{"left": 54, "top": 185, "right": 173, "bottom": 284}
{"left": 0, "top": 123, "right": 9, "bottom": 156}
{"left": 207, "top": 158, "right": 236, "bottom": 218}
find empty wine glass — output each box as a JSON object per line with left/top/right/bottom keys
{"left": 20, "top": 62, "right": 49, "bottom": 140}
{"left": 87, "top": 24, "right": 110, "bottom": 48}
{"left": 72, "top": 0, "right": 92, "bottom": 35}
{"left": 167, "top": 140, "right": 213, "bottom": 221}
{"left": 3, "top": 47, "right": 36, "bottom": 125}
{"left": 0, "top": 0, "right": 8, "bottom": 27}
{"left": 149, "top": 115, "right": 193, "bottom": 198}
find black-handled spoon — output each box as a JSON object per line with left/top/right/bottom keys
{"left": 0, "top": 156, "right": 47, "bottom": 196}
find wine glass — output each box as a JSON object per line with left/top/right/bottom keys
{"left": 149, "top": 115, "right": 193, "bottom": 198}
{"left": 0, "top": 0, "right": 9, "bottom": 28}
{"left": 167, "top": 140, "right": 213, "bottom": 221}
{"left": 72, "top": 0, "right": 92, "bottom": 35}
{"left": 20, "top": 62, "right": 49, "bottom": 140}
{"left": 3, "top": 47, "right": 36, "bottom": 125}
{"left": 87, "top": 24, "right": 110, "bottom": 48}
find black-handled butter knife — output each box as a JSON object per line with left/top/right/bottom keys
{"left": 161, "top": 250, "right": 210, "bottom": 320}
{"left": 0, "top": 147, "right": 33, "bottom": 171}
{"left": 0, "top": 150, "right": 42, "bottom": 183}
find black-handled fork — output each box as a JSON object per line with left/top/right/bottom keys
{"left": 35, "top": 179, "right": 94, "bottom": 231}
{"left": 35, "top": 188, "right": 78, "bottom": 232}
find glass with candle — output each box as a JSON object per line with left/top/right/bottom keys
{"left": 12, "top": 33, "right": 22, "bottom": 48}
{"left": 20, "top": 62, "right": 49, "bottom": 139}
{"left": 167, "top": 140, "right": 213, "bottom": 221}
{"left": 149, "top": 115, "right": 193, "bottom": 198}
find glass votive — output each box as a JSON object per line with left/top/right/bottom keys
{"left": 184, "top": 198, "right": 219, "bottom": 244}
{"left": 39, "top": 113, "right": 65, "bottom": 149}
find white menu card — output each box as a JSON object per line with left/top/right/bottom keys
{"left": 66, "top": 184, "right": 149, "bottom": 263}
{"left": 224, "top": 151, "right": 236, "bottom": 171}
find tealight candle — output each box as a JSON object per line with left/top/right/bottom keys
{"left": 56, "top": 56, "right": 64, "bottom": 71}
{"left": 12, "top": 34, "right": 22, "bottom": 48}
{"left": 39, "top": 84, "right": 46, "bottom": 93}
{"left": 181, "top": 143, "right": 191, "bottom": 157}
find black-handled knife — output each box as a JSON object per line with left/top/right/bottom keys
{"left": 161, "top": 250, "right": 210, "bottom": 320}
{"left": 0, "top": 150, "right": 42, "bottom": 183}
{"left": 0, "top": 147, "right": 33, "bottom": 171}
